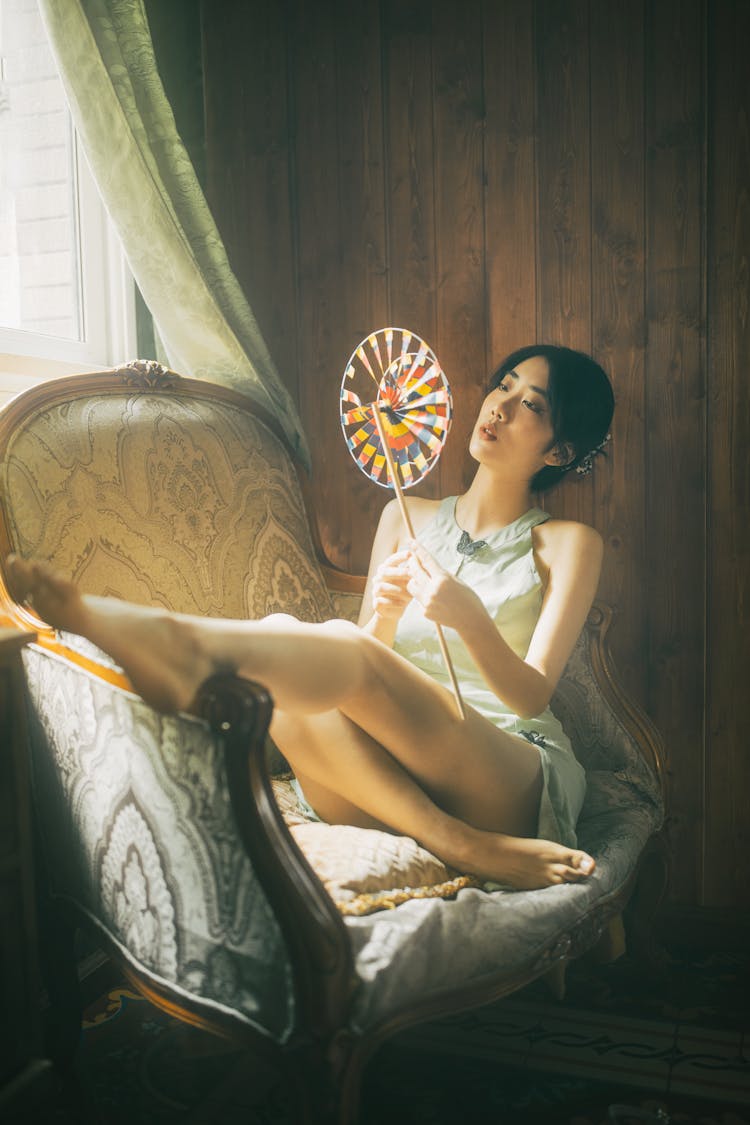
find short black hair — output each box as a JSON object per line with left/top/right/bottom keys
{"left": 488, "top": 344, "right": 615, "bottom": 492}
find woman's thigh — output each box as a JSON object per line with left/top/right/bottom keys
{"left": 274, "top": 635, "right": 544, "bottom": 837}
{"left": 348, "top": 637, "right": 540, "bottom": 814}
{"left": 271, "top": 706, "right": 420, "bottom": 831}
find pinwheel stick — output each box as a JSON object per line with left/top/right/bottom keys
{"left": 373, "top": 407, "right": 466, "bottom": 721}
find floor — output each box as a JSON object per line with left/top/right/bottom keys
{"left": 5, "top": 941, "right": 750, "bottom": 1124}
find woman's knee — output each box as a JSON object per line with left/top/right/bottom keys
{"left": 319, "top": 617, "right": 361, "bottom": 639}
{"left": 326, "top": 618, "right": 388, "bottom": 665}
{"left": 263, "top": 612, "right": 301, "bottom": 628}
{"left": 270, "top": 708, "right": 305, "bottom": 741}
{"left": 318, "top": 617, "right": 376, "bottom": 660}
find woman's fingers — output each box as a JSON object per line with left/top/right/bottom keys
{"left": 404, "top": 540, "right": 483, "bottom": 628}
{"left": 372, "top": 552, "right": 413, "bottom": 619}
{"left": 375, "top": 565, "right": 410, "bottom": 590}
{"left": 407, "top": 539, "right": 444, "bottom": 578}
{"left": 375, "top": 579, "right": 409, "bottom": 599}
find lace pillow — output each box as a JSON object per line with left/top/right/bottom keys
{"left": 272, "top": 777, "right": 479, "bottom": 915}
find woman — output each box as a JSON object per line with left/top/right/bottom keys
{"left": 7, "top": 344, "right": 614, "bottom": 891}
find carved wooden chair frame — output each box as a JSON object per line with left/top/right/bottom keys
{"left": 0, "top": 364, "right": 669, "bottom": 1125}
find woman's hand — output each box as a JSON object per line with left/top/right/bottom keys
{"left": 371, "top": 549, "right": 413, "bottom": 621}
{"left": 405, "top": 541, "right": 485, "bottom": 630}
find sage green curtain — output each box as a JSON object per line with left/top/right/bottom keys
{"left": 38, "top": 0, "right": 309, "bottom": 466}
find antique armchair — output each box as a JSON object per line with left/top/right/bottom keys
{"left": 0, "top": 363, "right": 667, "bottom": 1124}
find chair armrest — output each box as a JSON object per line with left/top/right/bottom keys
{"left": 195, "top": 674, "right": 355, "bottom": 1039}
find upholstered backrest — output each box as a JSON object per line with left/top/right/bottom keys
{"left": 0, "top": 366, "right": 333, "bottom": 623}
{"left": 551, "top": 612, "right": 664, "bottom": 815}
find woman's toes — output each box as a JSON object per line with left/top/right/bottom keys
{"left": 7, "top": 555, "right": 43, "bottom": 598}
{"left": 5, "top": 554, "right": 27, "bottom": 598}
{"left": 550, "top": 864, "right": 576, "bottom": 883}
{"left": 557, "top": 851, "right": 595, "bottom": 883}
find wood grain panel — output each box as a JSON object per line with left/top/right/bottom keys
{"left": 535, "top": 0, "right": 594, "bottom": 529}
{"left": 645, "top": 0, "right": 706, "bottom": 903}
{"left": 482, "top": 0, "right": 537, "bottom": 372}
{"left": 705, "top": 0, "right": 750, "bottom": 906}
{"left": 289, "top": 1, "right": 351, "bottom": 569}
{"left": 362, "top": 0, "right": 441, "bottom": 562}
{"left": 201, "top": 0, "right": 298, "bottom": 401}
{"left": 430, "top": 1, "right": 486, "bottom": 497}
{"left": 589, "top": 0, "right": 647, "bottom": 702}
{"left": 334, "top": 0, "right": 388, "bottom": 345}
{"left": 381, "top": 0, "right": 437, "bottom": 357}
{"left": 330, "top": 0, "right": 389, "bottom": 573}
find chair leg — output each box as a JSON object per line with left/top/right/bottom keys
{"left": 590, "top": 913, "right": 628, "bottom": 963}
{"left": 285, "top": 1030, "right": 371, "bottom": 1125}
{"left": 543, "top": 958, "right": 568, "bottom": 1000}
{"left": 284, "top": 1038, "right": 352, "bottom": 1125}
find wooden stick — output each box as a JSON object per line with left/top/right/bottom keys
{"left": 373, "top": 408, "right": 466, "bottom": 721}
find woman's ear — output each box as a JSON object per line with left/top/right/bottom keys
{"left": 545, "top": 442, "right": 575, "bottom": 468}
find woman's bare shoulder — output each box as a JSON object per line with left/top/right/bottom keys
{"left": 534, "top": 517, "right": 603, "bottom": 553}
{"left": 532, "top": 518, "right": 603, "bottom": 584}
{"left": 378, "top": 495, "right": 442, "bottom": 542}
{"left": 404, "top": 496, "right": 443, "bottom": 536}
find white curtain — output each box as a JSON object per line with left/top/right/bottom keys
{"left": 38, "top": 0, "right": 310, "bottom": 466}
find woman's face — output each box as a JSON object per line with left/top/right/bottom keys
{"left": 469, "top": 355, "right": 561, "bottom": 475}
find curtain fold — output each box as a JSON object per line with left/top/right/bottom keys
{"left": 38, "top": 0, "right": 309, "bottom": 466}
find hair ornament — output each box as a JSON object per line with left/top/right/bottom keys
{"left": 574, "top": 433, "right": 611, "bottom": 476}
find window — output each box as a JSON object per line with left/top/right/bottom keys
{"left": 0, "top": 0, "right": 136, "bottom": 405}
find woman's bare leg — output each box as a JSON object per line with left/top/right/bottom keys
{"left": 6, "top": 557, "right": 366, "bottom": 713}
{"left": 272, "top": 708, "right": 459, "bottom": 833}
{"left": 7, "top": 556, "right": 594, "bottom": 888}
{"left": 272, "top": 709, "right": 593, "bottom": 890}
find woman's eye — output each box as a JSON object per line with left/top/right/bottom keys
{"left": 523, "top": 399, "right": 542, "bottom": 413}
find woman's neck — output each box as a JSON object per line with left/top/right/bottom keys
{"left": 454, "top": 470, "right": 535, "bottom": 539}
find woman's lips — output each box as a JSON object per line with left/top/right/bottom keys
{"left": 479, "top": 423, "right": 497, "bottom": 441}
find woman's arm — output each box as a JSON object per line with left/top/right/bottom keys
{"left": 358, "top": 499, "right": 403, "bottom": 639}
{"left": 358, "top": 497, "right": 441, "bottom": 645}
{"left": 407, "top": 520, "right": 603, "bottom": 718}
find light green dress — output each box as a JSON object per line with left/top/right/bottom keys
{"left": 392, "top": 497, "right": 587, "bottom": 848}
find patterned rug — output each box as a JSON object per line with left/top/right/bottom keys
{"left": 35, "top": 946, "right": 750, "bottom": 1124}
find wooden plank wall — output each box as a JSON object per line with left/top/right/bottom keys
{"left": 706, "top": 0, "right": 750, "bottom": 909}
{"left": 201, "top": 0, "right": 749, "bottom": 916}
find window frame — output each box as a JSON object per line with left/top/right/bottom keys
{"left": 0, "top": 90, "right": 138, "bottom": 398}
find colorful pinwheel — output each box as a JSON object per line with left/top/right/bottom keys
{"left": 340, "top": 327, "right": 464, "bottom": 719}
{"left": 340, "top": 328, "right": 453, "bottom": 491}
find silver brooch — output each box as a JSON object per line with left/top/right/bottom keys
{"left": 456, "top": 530, "right": 488, "bottom": 557}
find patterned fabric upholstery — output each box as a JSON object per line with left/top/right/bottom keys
{"left": 23, "top": 645, "right": 293, "bottom": 1039}
{"left": 329, "top": 589, "right": 364, "bottom": 625}
{"left": 552, "top": 633, "right": 663, "bottom": 813}
{"left": 1, "top": 388, "right": 332, "bottom": 620}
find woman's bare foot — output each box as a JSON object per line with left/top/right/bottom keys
{"left": 5, "top": 555, "right": 221, "bottom": 713}
{"left": 449, "top": 821, "right": 595, "bottom": 890}
{"left": 8, "top": 555, "right": 92, "bottom": 634}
